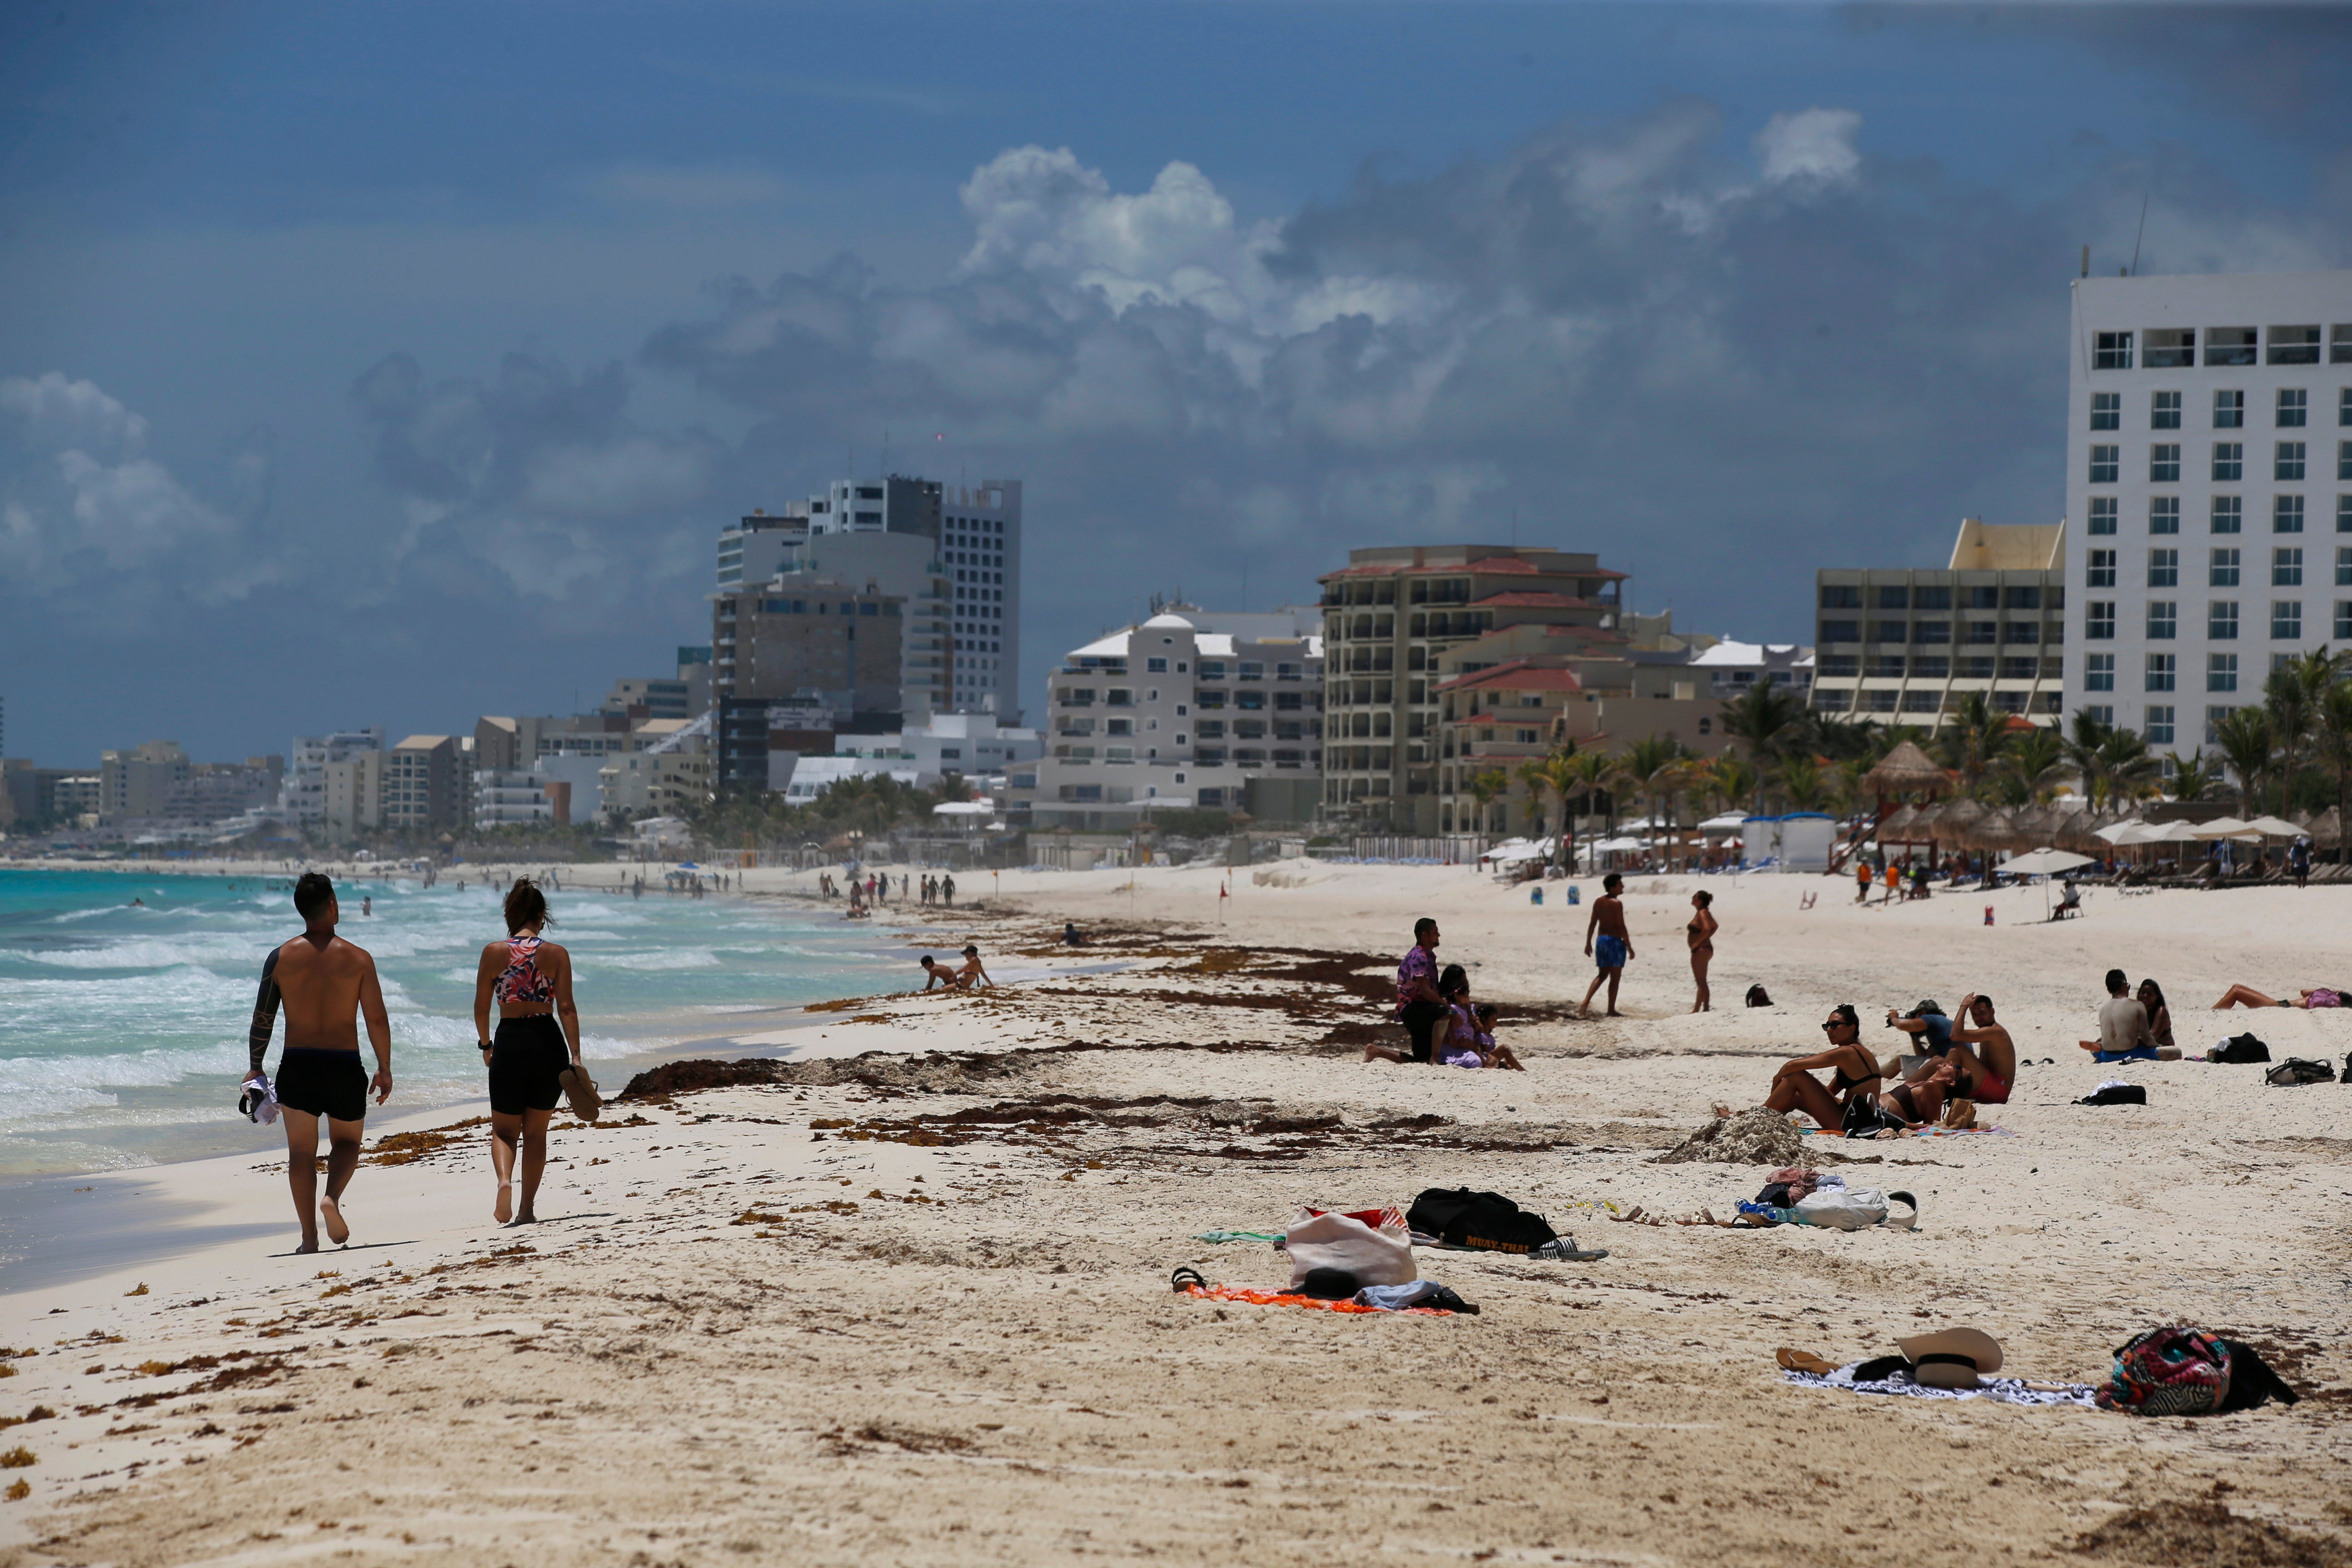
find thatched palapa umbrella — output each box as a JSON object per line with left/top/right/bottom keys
{"left": 1862, "top": 740, "right": 1950, "bottom": 802}
{"left": 1963, "top": 808, "right": 2024, "bottom": 854}
{"left": 1878, "top": 804, "right": 1923, "bottom": 843}
{"left": 2303, "top": 807, "right": 2342, "bottom": 849}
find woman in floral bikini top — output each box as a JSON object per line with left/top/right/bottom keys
{"left": 470, "top": 878, "right": 582, "bottom": 1227}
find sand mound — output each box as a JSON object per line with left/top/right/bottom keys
{"left": 2071, "top": 1499, "right": 2344, "bottom": 1567}
{"left": 1652, "top": 1106, "right": 1806, "bottom": 1166}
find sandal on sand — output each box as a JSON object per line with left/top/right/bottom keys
{"left": 557, "top": 1065, "right": 602, "bottom": 1122}
{"left": 1170, "top": 1267, "right": 1207, "bottom": 1293}
{"left": 1776, "top": 1348, "right": 1838, "bottom": 1376}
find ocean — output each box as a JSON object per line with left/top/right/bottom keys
{"left": 0, "top": 868, "right": 908, "bottom": 1178}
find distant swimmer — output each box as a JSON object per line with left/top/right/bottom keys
{"left": 244, "top": 872, "right": 393, "bottom": 1253}
{"left": 471, "top": 878, "right": 588, "bottom": 1226}
{"left": 362, "top": 896, "right": 372, "bottom": 917}
{"left": 130, "top": 897, "right": 144, "bottom": 907}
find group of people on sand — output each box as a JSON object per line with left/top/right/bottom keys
{"left": 242, "top": 872, "right": 592, "bottom": 1249}
{"left": 1365, "top": 917, "right": 1525, "bottom": 1070}
{"left": 1763, "top": 993, "right": 2017, "bottom": 1132}
{"left": 918, "top": 946, "right": 994, "bottom": 991}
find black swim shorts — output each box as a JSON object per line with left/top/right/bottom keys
{"left": 274, "top": 1047, "right": 368, "bottom": 1123}
{"left": 489, "top": 1014, "right": 570, "bottom": 1116}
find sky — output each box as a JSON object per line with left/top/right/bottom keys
{"left": 2, "top": 0, "right": 2348, "bottom": 764}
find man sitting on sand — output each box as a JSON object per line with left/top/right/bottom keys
{"left": 1578, "top": 874, "right": 1633, "bottom": 1018}
{"left": 2079, "top": 967, "right": 2160, "bottom": 1061}
{"left": 1878, "top": 1001, "right": 1962, "bottom": 1124}
{"left": 244, "top": 873, "right": 393, "bottom": 1254}
{"left": 1367, "top": 917, "right": 1448, "bottom": 1064}
{"left": 1941, "top": 992, "right": 2017, "bottom": 1104}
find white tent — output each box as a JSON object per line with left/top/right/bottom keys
{"left": 1697, "top": 813, "right": 1749, "bottom": 834}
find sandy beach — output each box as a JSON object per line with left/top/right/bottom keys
{"left": 2, "top": 859, "right": 2348, "bottom": 1566}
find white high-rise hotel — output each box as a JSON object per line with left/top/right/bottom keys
{"left": 2066, "top": 272, "right": 2352, "bottom": 748}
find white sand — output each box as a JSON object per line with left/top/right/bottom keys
{"left": 1, "top": 862, "right": 2347, "bottom": 1565}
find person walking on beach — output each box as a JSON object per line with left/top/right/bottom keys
{"left": 2290, "top": 836, "right": 2312, "bottom": 889}
{"left": 470, "top": 878, "right": 585, "bottom": 1226}
{"left": 942, "top": 874, "right": 957, "bottom": 908}
{"left": 1685, "top": 889, "right": 1718, "bottom": 1013}
{"left": 244, "top": 872, "right": 393, "bottom": 1253}
{"left": 1370, "top": 916, "right": 1449, "bottom": 1064}
{"left": 1579, "top": 872, "right": 1633, "bottom": 1018}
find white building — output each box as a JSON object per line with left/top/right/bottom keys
{"left": 779, "top": 756, "right": 921, "bottom": 804}
{"left": 475, "top": 770, "right": 556, "bottom": 827}
{"left": 2065, "top": 271, "right": 2352, "bottom": 748}
{"left": 280, "top": 729, "right": 384, "bottom": 825}
{"left": 833, "top": 712, "right": 1043, "bottom": 788}
{"left": 1024, "top": 607, "right": 1323, "bottom": 829}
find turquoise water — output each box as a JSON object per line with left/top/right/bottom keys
{"left": 0, "top": 869, "right": 907, "bottom": 1176}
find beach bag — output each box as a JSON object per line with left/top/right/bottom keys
{"left": 1744, "top": 985, "right": 1773, "bottom": 1008}
{"left": 1405, "top": 1188, "right": 1558, "bottom": 1255}
{"left": 2265, "top": 1058, "right": 2336, "bottom": 1086}
{"left": 1793, "top": 1186, "right": 1891, "bottom": 1231}
{"left": 1842, "top": 1093, "right": 1907, "bottom": 1137}
{"left": 2078, "top": 1083, "right": 2147, "bottom": 1106}
{"left": 2210, "top": 1034, "right": 2271, "bottom": 1063}
{"left": 1284, "top": 1207, "right": 1416, "bottom": 1291}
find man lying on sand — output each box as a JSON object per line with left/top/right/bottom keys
{"left": 244, "top": 872, "right": 393, "bottom": 1253}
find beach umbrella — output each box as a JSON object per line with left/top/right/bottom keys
{"left": 2303, "top": 807, "right": 2342, "bottom": 848}
{"left": 1862, "top": 740, "right": 1950, "bottom": 799}
{"left": 1878, "top": 804, "right": 1922, "bottom": 842}
{"left": 2009, "top": 805, "right": 2063, "bottom": 845}
{"left": 2242, "top": 814, "right": 2304, "bottom": 838}
{"left": 1935, "top": 797, "right": 1986, "bottom": 848}
{"left": 2005, "top": 848, "right": 2096, "bottom": 877}
{"left": 2094, "top": 818, "right": 2147, "bottom": 844}
{"left": 2193, "top": 815, "right": 2253, "bottom": 836}
{"left": 1961, "top": 808, "right": 2022, "bottom": 853}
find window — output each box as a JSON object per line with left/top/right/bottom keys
{"left": 2212, "top": 495, "right": 2242, "bottom": 533}
{"left": 2085, "top": 601, "right": 2115, "bottom": 639}
{"left": 2085, "top": 652, "right": 2116, "bottom": 691}
{"left": 2340, "top": 602, "right": 2352, "bottom": 641}
{"left": 2150, "top": 496, "right": 2179, "bottom": 534}
{"left": 2086, "top": 549, "right": 2117, "bottom": 587}
{"left": 2274, "top": 547, "right": 2304, "bottom": 586}
{"left": 2277, "top": 441, "right": 2307, "bottom": 481}
{"left": 1819, "top": 619, "right": 1860, "bottom": 643}
{"left": 2145, "top": 653, "right": 2176, "bottom": 692}
{"left": 1965, "top": 585, "right": 2001, "bottom": 609}
{"left": 2146, "top": 548, "right": 2177, "bottom": 588}
{"left": 2210, "top": 547, "right": 2241, "bottom": 586}
{"left": 2088, "top": 445, "right": 2119, "bottom": 484}
{"left": 2340, "top": 547, "right": 2352, "bottom": 586}
{"left": 2213, "top": 442, "right": 2243, "bottom": 481}
{"left": 1197, "top": 660, "right": 1226, "bottom": 680}
{"left": 2146, "top": 601, "right": 2176, "bottom": 639}
{"left": 1867, "top": 654, "right": 1906, "bottom": 678}
{"left": 2276, "top": 495, "right": 2305, "bottom": 534}
{"left": 2084, "top": 704, "right": 2115, "bottom": 728}
{"left": 2205, "top": 706, "right": 2235, "bottom": 745}
{"left": 2210, "top": 600, "right": 2239, "bottom": 639}
{"left": 2000, "top": 656, "right": 2038, "bottom": 680}
{"left": 2208, "top": 652, "right": 2238, "bottom": 692}
{"left": 2278, "top": 388, "right": 2308, "bottom": 428}
{"left": 1818, "top": 654, "right": 1858, "bottom": 676}
{"left": 1960, "top": 656, "right": 1995, "bottom": 678}
{"left": 2005, "top": 585, "right": 2041, "bottom": 609}
{"left": 1912, "top": 655, "right": 1950, "bottom": 677}
{"left": 2206, "top": 328, "right": 2257, "bottom": 368}
{"left": 1196, "top": 688, "right": 1225, "bottom": 709}
{"left": 2337, "top": 331, "right": 2352, "bottom": 368}
{"left": 2145, "top": 706, "right": 2176, "bottom": 746}
{"left": 2090, "top": 392, "right": 2120, "bottom": 431}
{"left": 2342, "top": 494, "right": 2352, "bottom": 534}
{"left": 2215, "top": 390, "right": 2244, "bottom": 429}
{"left": 2268, "top": 325, "right": 2321, "bottom": 366}
{"left": 1237, "top": 662, "right": 1264, "bottom": 681}
{"left": 1145, "top": 657, "right": 1167, "bottom": 673}
{"left": 1818, "top": 583, "right": 1861, "bottom": 608}
{"left": 2151, "top": 389, "right": 2182, "bottom": 428}
{"left": 1106, "top": 687, "right": 1134, "bottom": 706}
{"left": 1105, "top": 718, "right": 1133, "bottom": 736}
{"left": 1913, "top": 619, "right": 1951, "bottom": 643}
{"left": 1913, "top": 585, "right": 1953, "bottom": 609}
{"left": 1965, "top": 619, "right": 1999, "bottom": 644}
{"left": 2149, "top": 443, "right": 2180, "bottom": 483}
{"left": 1876, "top": 585, "right": 1910, "bottom": 609}
{"left": 2087, "top": 496, "right": 2117, "bottom": 535}
{"left": 2093, "top": 330, "right": 2134, "bottom": 370}
{"left": 2272, "top": 600, "right": 2303, "bottom": 639}
{"left": 2341, "top": 441, "right": 2352, "bottom": 481}
{"left": 2146, "top": 330, "right": 2195, "bottom": 369}
{"left": 2002, "top": 620, "right": 2041, "bottom": 644}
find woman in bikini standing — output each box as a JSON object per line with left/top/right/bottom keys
{"left": 1761, "top": 1004, "right": 1882, "bottom": 1130}
{"left": 1686, "top": 889, "right": 1719, "bottom": 1012}
{"left": 470, "top": 878, "right": 584, "bottom": 1226}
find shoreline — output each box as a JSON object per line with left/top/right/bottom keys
{"left": 1, "top": 863, "right": 2346, "bottom": 1564}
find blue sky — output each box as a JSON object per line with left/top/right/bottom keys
{"left": 2, "top": 1, "right": 2348, "bottom": 763}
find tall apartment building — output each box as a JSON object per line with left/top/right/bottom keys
{"left": 1317, "top": 546, "right": 1627, "bottom": 832}
{"left": 1027, "top": 605, "right": 1323, "bottom": 829}
{"left": 323, "top": 751, "right": 384, "bottom": 837}
{"left": 1812, "top": 519, "right": 2068, "bottom": 727}
{"left": 281, "top": 730, "right": 385, "bottom": 825}
{"left": 384, "top": 735, "right": 468, "bottom": 833}
{"left": 99, "top": 740, "right": 191, "bottom": 823}
{"left": 2064, "top": 271, "right": 2352, "bottom": 747}
{"left": 711, "top": 578, "right": 906, "bottom": 725}
{"left": 713, "top": 475, "right": 1020, "bottom": 722}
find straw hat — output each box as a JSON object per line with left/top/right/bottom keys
{"left": 1897, "top": 1327, "right": 2004, "bottom": 1389}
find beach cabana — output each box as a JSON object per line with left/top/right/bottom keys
{"left": 1862, "top": 740, "right": 1949, "bottom": 801}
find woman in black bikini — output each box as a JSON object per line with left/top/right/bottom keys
{"left": 1686, "top": 890, "right": 1719, "bottom": 1013}
{"left": 1762, "top": 1004, "right": 1882, "bottom": 1130}
{"left": 470, "top": 878, "right": 583, "bottom": 1226}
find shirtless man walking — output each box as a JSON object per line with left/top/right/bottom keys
{"left": 244, "top": 873, "right": 393, "bottom": 1253}
{"left": 1578, "top": 872, "right": 1634, "bottom": 1018}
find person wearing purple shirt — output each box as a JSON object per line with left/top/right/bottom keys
{"left": 1366, "top": 917, "right": 1449, "bottom": 1065}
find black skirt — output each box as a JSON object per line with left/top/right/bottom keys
{"left": 489, "top": 1014, "right": 570, "bottom": 1115}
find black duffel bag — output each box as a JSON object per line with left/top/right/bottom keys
{"left": 1406, "top": 1187, "right": 1559, "bottom": 1254}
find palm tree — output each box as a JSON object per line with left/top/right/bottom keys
{"left": 1563, "top": 749, "right": 1616, "bottom": 843}
{"left": 1518, "top": 749, "right": 1582, "bottom": 871}
{"left": 2313, "top": 682, "right": 2352, "bottom": 852}
{"left": 2063, "top": 708, "right": 2117, "bottom": 810}
{"left": 2212, "top": 707, "right": 2274, "bottom": 817}
{"left": 2095, "top": 725, "right": 2165, "bottom": 808}
{"left": 1708, "top": 754, "right": 1758, "bottom": 820}
{"left": 1938, "top": 691, "right": 2012, "bottom": 801}
{"left": 2001, "top": 726, "right": 2068, "bottom": 806}
{"left": 2166, "top": 749, "right": 2224, "bottom": 807}
{"left": 1777, "top": 754, "right": 1829, "bottom": 812}
{"left": 1717, "top": 677, "right": 1808, "bottom": 813}
{"left": 1465, "top": 768, "right": 1509, "bottom": 837}
{"left": 2262, "top": 660, "right": 2322, "bottom": 801}
{"left": 1613, "top": 735, "right": 1688, "bottom": 871}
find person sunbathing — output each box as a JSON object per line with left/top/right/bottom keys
{"left": 2212, "top": 984, "right": 2347, "bottom": 1010}
{"left": 1761, "top": 1005, "right": 1884, "bottom": 1129}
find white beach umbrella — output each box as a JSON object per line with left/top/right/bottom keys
{"left": 2242, "top": 814, "right": 2305, "bottom": 838}
{"left": 2193, "top": 815, "right": 2253, "bottom": 835}
{"left": 2093, "top": 819, "right": 2146, "bottom": 844}
{"left": 2004, "top": 848, "right": 2096, "bottom": 876}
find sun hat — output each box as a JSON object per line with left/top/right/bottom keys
{"left": 1897, "top": 1327, "right": 2003, "bottom": 1389}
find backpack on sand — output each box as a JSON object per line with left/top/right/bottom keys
{"left": 2266, "top": 1058, "right": 2337, "bottom": 1086}
{"left": 2097, "top": 1327, "right": 2301, "bottom": 1416}
{"left": 1405, "top": 1188, "right": 1559, "bottom": 1255}
{"left": 1744, "top": 984, "right": 1773, "bottom": 1008}
{"left": 2209, "top": 1034, "right": 2272, "bottom": 1064}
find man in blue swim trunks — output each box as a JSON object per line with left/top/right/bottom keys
{"left": 1579, "top": 872, "right": 1634, "bottom": 1018}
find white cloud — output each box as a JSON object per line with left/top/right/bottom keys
{"left": 1754, "top": 108, "right": 1864, "bottom": 185}
{"left": 0, "top": 372, "right": 149, "bottom": 460}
